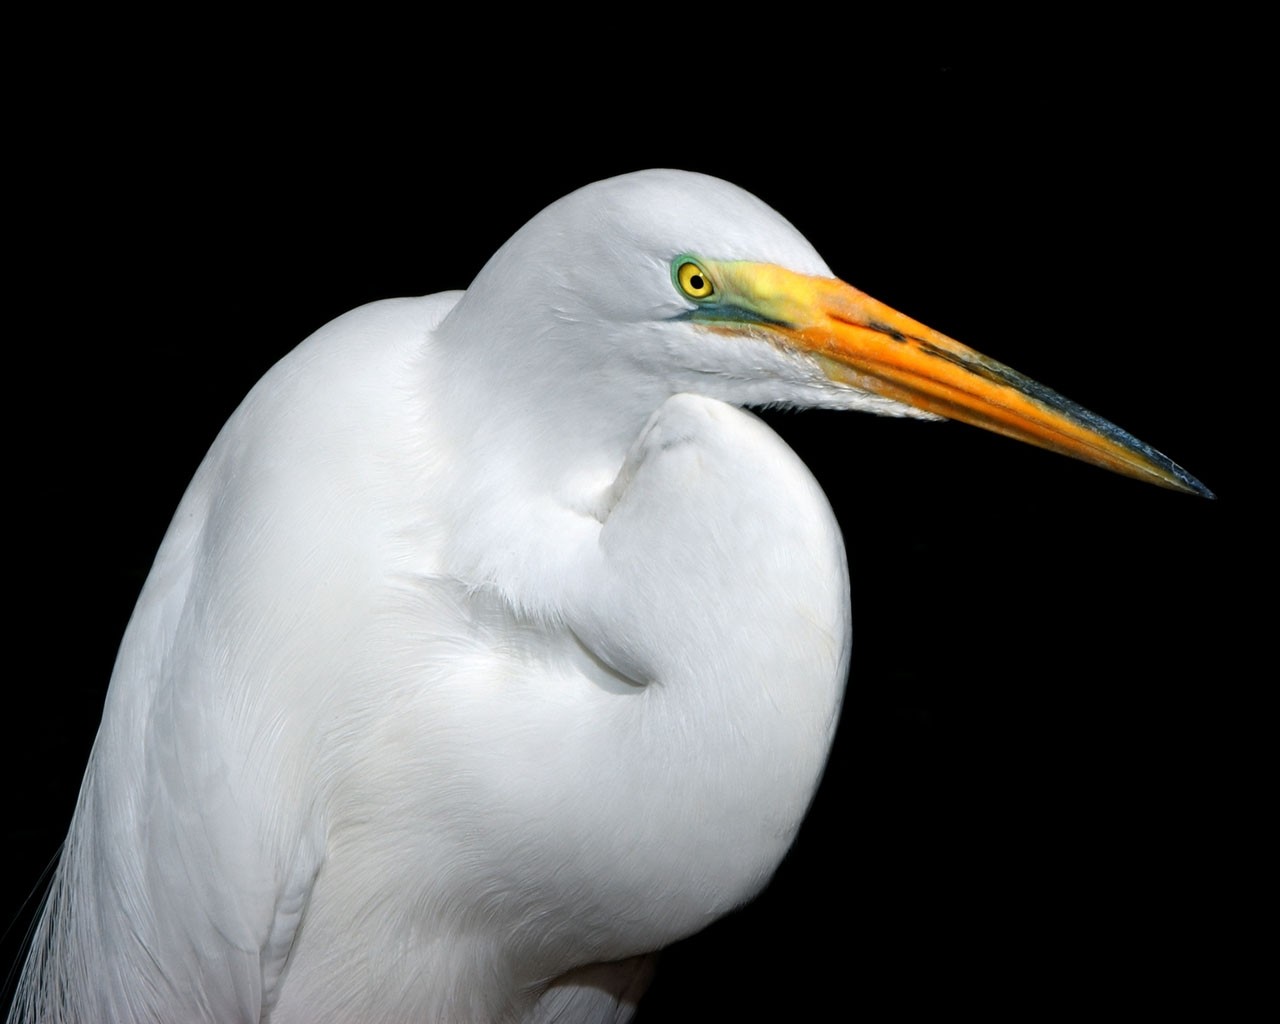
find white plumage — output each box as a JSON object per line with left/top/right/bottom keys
{"left": 9, "top": 170, "right": 1208, "bottom": 1023}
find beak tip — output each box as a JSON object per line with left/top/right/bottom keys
{"left": 1180, "top": 473, "right": 1216, "bottom": 500}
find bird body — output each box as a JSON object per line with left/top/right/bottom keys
{"left": 10, "top": 171, "right": 1208, "bottom": 1023}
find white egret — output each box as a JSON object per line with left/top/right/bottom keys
{"left": 9, "top": 169, "right": 1210, "bottom": 1024}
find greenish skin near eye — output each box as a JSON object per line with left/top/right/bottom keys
{"left": 674, "top": 259, "right": 714, "bottom": 299}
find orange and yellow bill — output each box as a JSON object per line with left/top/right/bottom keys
{"left": 688, "top": 259, "right": 1211, "bottom": 498}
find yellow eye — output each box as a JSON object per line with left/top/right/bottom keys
{"left": 675, "top": 259, "right": 714, "bottom": 299}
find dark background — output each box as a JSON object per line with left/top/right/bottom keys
{"left": 6, "top": 41, "right": 1260, "bottom": 1020}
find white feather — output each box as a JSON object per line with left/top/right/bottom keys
{"left": 12, "top": 172, "right": 857, "bottom": 1022}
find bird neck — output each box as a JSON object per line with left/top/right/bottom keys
{"left": 427, "top": 317, "right": 672, "bottom": 616}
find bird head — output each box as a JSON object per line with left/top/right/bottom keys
{"left": 443, "top": 169, "right": 1210, "bottom": 497}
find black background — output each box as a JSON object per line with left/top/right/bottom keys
{"left": 5, "top": 37, "right": 1261, "bottom": 1020}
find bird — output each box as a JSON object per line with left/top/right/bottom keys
{"left": 8, "top": 169, "right": 1211, "bottom": 1024}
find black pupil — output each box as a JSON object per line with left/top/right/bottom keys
{"left": 689, "top": 273, "right": 704, "bottom": 291}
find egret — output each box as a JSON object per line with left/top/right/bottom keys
{"left": 9, "top": 169, "right": 1210, "bottom": 1024}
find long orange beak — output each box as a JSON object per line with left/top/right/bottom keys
{"left": 685, "top": 259, "right": 1212, "bottom": 497}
